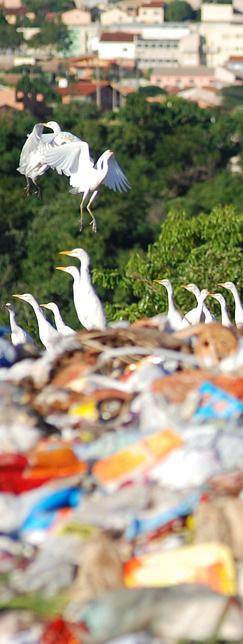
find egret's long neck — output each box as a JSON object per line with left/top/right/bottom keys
{"left": 166, "top": 285, "right": 177, "bottom": 316}
{"left": 220, "top": 300, "right": 231, "bottom": 327}
{"left": 231, "top": 285, "right": 243, "bottom": 316}
{"left": 196, "top": 291, "right": 207, "bottom": 317}
{"left": 8, "top": 309, "right": 19, "bottom": 334}
{"left": 96, "top": 154, "right": 110, "bottom": 182}
{"left": 52, "top": 123, "right": 61, "bottom": 134}
{"left": 30, "top": 300, "right": 53, "bottom": 335}
{"left": 52, "top": 306, "right": 66, "bottom": 334}
{"left": 72, "top": 270, "right": 83, "bottom": 312}
{"left": 80, "top": 261, "right": 91, "bottom": 287}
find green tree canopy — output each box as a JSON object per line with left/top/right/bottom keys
{"left": 29, "top": 20, "right": 71, "bottom": 53}
{"left": 165, "top": 0, "right": 196, "bottom": 21}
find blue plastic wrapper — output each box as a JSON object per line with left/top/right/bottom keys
{"left": 20, "top": 486, "right": 82, "bottom": 534}
{"left": 125, "top": 490, "right": 200, "bottom": 540}
{"left": 194, "top": 382, "right": 243, "bottom": 421}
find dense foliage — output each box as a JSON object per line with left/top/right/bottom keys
{"left": 0, "top": 95, "right": 242, "bottom": 337}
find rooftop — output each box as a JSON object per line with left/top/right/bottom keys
{"left": 100, "top": 32, "right": 137, "bottom": 42}
{"left": 151, "top": 66, "right": 215, "bottom": 76}
{"left": 57, "top": 80, "right": 110, "bottom": 97}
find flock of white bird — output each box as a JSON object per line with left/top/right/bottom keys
{"left": 154, "top": 279, "right": 243, "bottom": 330}
{"left": 8, "top": 120, "right": 242, "bottom": 350}
{"left": 17, "top": 120, "right": 130, "bottom": 232}
{"left": 4, "top": 245, "right": 243, "bottom": 351}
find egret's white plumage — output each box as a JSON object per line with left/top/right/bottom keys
{"left": 218, "top": 281, "right": 243, "bottom": 328}
{"left": 5, "top": 302, "right": 34, "bottom": 346}
{"left": 154, "top": 278, "right": 188, "bottom": 330}
{"left": 17, "top": 120, "right": 80, "bottom": 196}
{"left": 182, "top": 284, "right": 212, "bottom": 325}
{"left": 57, "top": 248, "right": 106, "bottom": 330}
{"left": 40, "top": 302, "right": 75, "bottom": 336}
{"left": 42, "top": 140, "right": 130, "bottom": 231}
{"left": 209, "top": 293, "right": 232, "bottom": 328}
{"left": 12, "top": 293, "right": 59, "bottom": 350}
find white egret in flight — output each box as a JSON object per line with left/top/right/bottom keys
{"left": 17, "top": 121, "right": 80, "bottom": 196}
{"left": 218, "top": 281, "right": 243, "bottom": 328}
{"left": 181, "top": 284, "right": 212, "bottom": 325}
{"left": 42, "top": 140, "right": 130, "bottom": 232}
{"left": 5, "top": 302, "right": 34, "bottom": 346}
{"left": 40, "top": 302, "right": 75, "bottom": 336}
{"left": 12, "top": 293, "right": 59, "bottom": 350}
{"left": 154, "top": 278, "right": 188, "bottom": 330}
{"left": 209, "top": 293, "right": 232, "bottom": 327}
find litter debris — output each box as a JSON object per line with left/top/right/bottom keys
{"left": 0, "top": 319, "right": 242, "bottom": 641}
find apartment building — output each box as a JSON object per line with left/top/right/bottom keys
{"left": 136, "top": 27, "right": 200, "bottom": 68}
{"left": 200, "top": 21, "right": 243, "bottom": 66}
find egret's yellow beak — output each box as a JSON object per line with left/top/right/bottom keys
{"left": 40, "top": 304, "right": 48, "bottom": 309}
{"left": 56, "top": 266, "right": 66, "bottom": 271}
{"left": 59, "top": 250, "right": 73, "bottom": 256}
{"left": 217, "top": 283, "right": 225, "bottom": 287}
{"left": 12, "top": 294, "right": 23, "bottom": 299}
{"left": 180, "top": 285, "right": 188, "bottom": 289}
{"left": 153, "top": 279, "right": 162, "bottom": 285}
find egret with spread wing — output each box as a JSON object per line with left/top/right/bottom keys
{"left": 42, "top": 140, "right": 130, "bottom": 232}
{"left": 17, "top": 121, "right": 80, "bottom": 197}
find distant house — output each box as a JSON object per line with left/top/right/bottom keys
{"left": 150, "top": 66, "right": 216, "bottom": 90}
{"left": 1, "top": 0, "right": 22, "bottom": 8}
{"left": 56, "top": 80, "right": 122, "bottom": 111}
{"left": 61, "top": 8, "right": 91, "bottom": 26}
{"left": 96, "top": 32, "right": 137, "bottom": 60}
{"left": 201, "top": 3, "right": 233, "bottom": 23}
{"left": 100, "top": 7, "right": 133, "bottom": 26}
{"left": 137, "top": 1, "right": 164, "bottom": 24}
{"left": 177, "top": 86, "right": 222, "bottom": 108}
{"left": 0, "top": 84, "right": 23, "bottom": 110}
{"left": 3, "top": 5, "right": 30, "bottom": 24}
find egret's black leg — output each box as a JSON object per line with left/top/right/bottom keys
{"left": 24, "top": 178, "right": 31, "bottom": 197}
{"left": 87, "top": 191, "right": 98, "bottom": 233}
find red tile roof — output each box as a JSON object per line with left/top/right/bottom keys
{"left": 140, "top": 1, "right": 164, "bottom": 7}
{"left": 228, "top": 56, "right": 243, "bottom": 62}
{"left": 3, "top": 6, "right": 27, "bottom": 15}
{"left": 100, "top": 32, "right": 136, "bottom": 42}
{"left": 57, "top": 81, "right": 110, "bottom": 97}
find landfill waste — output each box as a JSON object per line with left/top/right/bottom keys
{"left": 0, "top": 320, "right": 242, "bottom": 642}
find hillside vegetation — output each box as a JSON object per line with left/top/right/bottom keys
{"left": 0, "top": 95, "right": 242, "bottom": 335}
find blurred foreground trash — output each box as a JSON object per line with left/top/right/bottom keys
{"left": 0, "top": 321, "right": 242, "bottom": 641}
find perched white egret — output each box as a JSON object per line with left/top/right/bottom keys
{"left": 57, "top": 250, "right": 106, "bottom": 330}
{"left": 209, "top": 293, "right": 232, "bottom": 328}
{"left": 41, "top": 140, "right": 130, "bottom": 232}
{"left": 55, "top": 266, "right": 82, "bottom": 326}
{"left": 5, "top": 302, "right": 34, "bottom": 346}
{"left": 17, "top": 121, "right": 80, "bottom": 196}
{"left": 218, "top": 281, "right": 243, "bottom": 328}
{"left": 12, "top": 293, "right": 59, "bottom": 350}
{"left": 59, "top": 248, "right": 106, "bottom": 331}
{"left": 181, "top": 284, "right": 212, "bottom": 325}
{"left": 40, "top": 302, "right": 75, "bottom": 336}
{"left": 154, "top": 278, "right": 187, "bottom": 330}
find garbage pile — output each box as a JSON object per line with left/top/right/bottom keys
{"left": 0, "top": 319, "right": 243, "bottom": 643}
